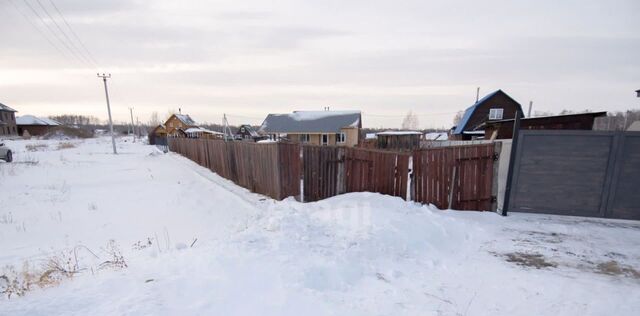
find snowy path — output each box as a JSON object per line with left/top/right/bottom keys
{"left": 1, "top": 137, "right": 639, "bottom": 315}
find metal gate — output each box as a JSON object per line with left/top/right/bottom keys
{"left": 506, "top": 130, "right": 640, "bottom": 220}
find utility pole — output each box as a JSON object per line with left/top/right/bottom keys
{"left": 222, "top": 113, "right": 233, "bottom": 141}
{"left": 129, "top": 107, "right": 135, "bottom": 142}
{"left": 97, "top": 73, "right": 117, "bottom": 154}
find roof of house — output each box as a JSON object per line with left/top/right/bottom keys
{"left": 452, "top": 90, "right": 523, "bottom": 135}
{"left": 16, "top": 115, "right": 60, "bottom": 126}
{"left": 259, "top": 110, "right": 361, "bottom": 133}
{"left": 172, "top": 114, "right": 197, "bottom": 126}
{"left": 0, "top": 102, "right": 17, "bottom": 112}
{"left": 490, "top": 111, "right": 607, "bottom": 123}
{"left": 425, "top": 132, "right": 448, "bottom": 141}
{"left": 628, "top": 121, "right": 640, "bottom": 131}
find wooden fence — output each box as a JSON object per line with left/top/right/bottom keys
{"left": 413, "top": 143, "right": 496, "bottom": 211}
{"left": 168, "top": 138, "right": 497, "bottom": 212}
{"left": 302, "top": 146, "right": 410, "bottom": 202}
{"left": 168, "top": 138, "right": 300, "bottom": 200}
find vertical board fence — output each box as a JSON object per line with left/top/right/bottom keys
{"left": 302, "top": 146, "right": 410, "bottom": 202}
{"left": 168, "top": 138, "right": 300, "bottom": 200}
{"left": 413, "top": 144, "right": 496, "bottom": 211}
{"left": 168, "top": 138, "right": 497, "bottom": 212}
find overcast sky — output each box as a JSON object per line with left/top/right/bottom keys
{"left": 1, "top": 0, "right": 639, "bottom": 128}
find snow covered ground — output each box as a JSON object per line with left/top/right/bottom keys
{"left": 1, "top": 137, "right": 639, "bottom": 315}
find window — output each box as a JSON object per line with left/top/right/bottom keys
{"left": 300, "top": 134, "right": 310, "bottom": 143}
{"left": 489, "top": 108, "right": 503, "bottom": 120}
{"left": 321, "top": 134, "right": 329, "bottom": 145}
{"left": 336, "top": 132, "right": 346, "bottom": 143}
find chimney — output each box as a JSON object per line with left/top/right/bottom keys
{"left": 179, "top": 108, "right": 182, "bottom": 114}
{"left": 476, "top": 87, "right": 480, "bottom": 103}
{"left": 527, "top": 101, "right": 533, "bottom": 117}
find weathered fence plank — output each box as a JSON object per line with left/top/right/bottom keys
{"left": 168, "top": 138, "right": 300, "bottom": 200}
{"left": 413, "top": 143, "right": 495, "bottom": 211}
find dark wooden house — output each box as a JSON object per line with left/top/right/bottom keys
{"left": 0, "top": 102, "right": 18, "bottom": 137}
{"left": 484, "top": 112, "right": 607, "bottom": 139}
{"left": 451, "top": 90, "right": 524, "bottom": 140}
{"left": 235, "top": 124, "right": 260, "bottom": 141}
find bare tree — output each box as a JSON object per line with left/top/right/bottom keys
{"left": 148, "top": 112, "right": 160, "bottom": 126}
{"left": 452, "top": 110, "right": 464, "bottom": 127}
{"left": 401, "top": 111, "right": 420, "bottom": 130}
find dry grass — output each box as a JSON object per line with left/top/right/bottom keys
{"left": 43, "top": 126, "right": 93, "bottom": 139}
{"left": 25, "top": 143, "right": 48, "bottom": 152}
{"left": 0, "top": 241, "right": 127, "bottom": 299}
{"left": 57, "top": 142, "right": 76, "bottom": 150}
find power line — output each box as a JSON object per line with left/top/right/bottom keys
{"left": 47, "top": 0, "right": 100, "bottom": 66}
{"left": 8, "top": 0, "right": 69, "bottom": 60}
{"left": 33, "top": 0, "right": 94, "bottom": 67}
{"left": 21, "top": 0, "right": 87, "bottom": 67}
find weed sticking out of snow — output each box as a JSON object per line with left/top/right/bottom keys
{"left": 0, "top": 241, "right": 128, "bottom": 300}
{"left": 0, "top": 212, "right": 13, "bottom": 225}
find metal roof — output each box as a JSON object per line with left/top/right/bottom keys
{"left": 173, "top": 114, "right": 197, "bottom": 126}
{"left": 452, "top": 90, "right": 522, "bottom": 135}
{"left": 259, "top": 111, "right": 361, "bottom": 133}
{"left": 16, "top": 115, "right": 60, "bottom": 126}
{"left": 0, "top": 102, "right": 17, "bottom": 112}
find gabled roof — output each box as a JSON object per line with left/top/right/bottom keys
{"left": 16, "top": 115, "right": 60, "bottom": 126}
{"left": 259, "top": 110, "right": 361, "bottom": 133}
{"left": 452, "top": 90, "right": 523, "bottom": 135}
{"left": 171, "top": 114, "right": 197, "bottom": 126}
{"left": 0, "top": 102, "right": 17, "bottom": 112}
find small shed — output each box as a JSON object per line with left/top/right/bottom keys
{"left": 376, "top": 131, "right": 422, "bottom": 150}
{"left": 484, "top": 111, "right": 607, "bottom": 139}
{"left": 148, "top": 124, "right": 167, "bottom": 145}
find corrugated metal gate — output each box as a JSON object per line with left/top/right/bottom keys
{"left": 507, "top": 130, "right": 640, "bottom": 220}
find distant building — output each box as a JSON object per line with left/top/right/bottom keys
{"left": 184, "top": 127, "right": 224, "bottom": 139}
{"left": 450, "top": 90, "right": 524, "bottom": 140}
{"left": 484, "top": 112, "right": 607, "bottom": 139}
{"left": 259, "top": 110, "right": 362, "bottom": 147}
{"left": 376, "top": 131, "right": 422, "bottom": 150}
{"left": 424, "top": 132, "right": 448, "bottom": 141}
{"left": 235, "top": 124, "right": 261, "bottom": 141}
{"left": 165, "top": 113, "right": 197, "bottom": 136}
{"left": 0, "top": 102, "right": 18, "bottom": 137}
{"left": 16, "top": 115, "right": 60, "bottom": 136}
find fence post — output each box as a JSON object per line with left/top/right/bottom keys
{"left": 502, "top": 110, "right": 521, "bottom": 216}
